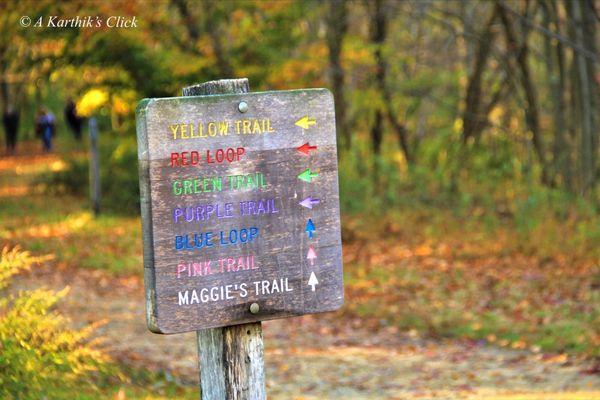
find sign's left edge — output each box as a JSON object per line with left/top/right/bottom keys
{"left": 135, "top": 98, "right": 164, "bottom": 334}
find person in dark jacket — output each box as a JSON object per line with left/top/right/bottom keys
{"left": 64, "top": 98, "right": 83, "bottom": 141}
{"left": 2, "top": 106, "right": 19, "bottom": 154}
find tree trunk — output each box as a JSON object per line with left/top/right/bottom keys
{"left": 462, "top": 6, "right": 498, "bottom": 143}
{"left": 581, "top": 0, "right": 598, "bottom": 191}
{"left": 369, "top": 0, "right": 386, "bottom": 156}
{"left": 326, "top": 0, "right": 349, "bottom": 151}
{"left": 498, "top": 3, "right": 551, "bottom": 186}
{"left": 202, "top": 0, "right": 234, "bottom": 78}
{"left": 386, "top": 102, "right": 412, "bottom": 164}
{"left": 543, "top": 0, "right": 572, "bottom": 190}
{"left": 571, "top": 0, "right": 595, "bottom": 194}
{"left": 172, "top": 0, "right": 200, "bottom": 52}
{"left": 367, "top": 0, "right": 412, "bottom": 163}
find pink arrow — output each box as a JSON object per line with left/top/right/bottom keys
{"left": 307, "top": 246, "right": 317, "bottom": 266}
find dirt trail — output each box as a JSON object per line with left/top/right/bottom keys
{"left": 11, "top": 262, "right": 600, "bottom": 400}
{"left": 3, "top": 151, "right": 599, "bottom": 399}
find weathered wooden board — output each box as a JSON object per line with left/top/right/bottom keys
{"left": 136, "top": 89, "right": 344, "bottom": 334}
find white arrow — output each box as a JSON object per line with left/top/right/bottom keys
{"left": 308, "top": 272, "right": 319, "bottom": 292}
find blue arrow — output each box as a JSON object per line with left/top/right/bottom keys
{"left": 305, "top": 219, "right": 315, "bottom": 239}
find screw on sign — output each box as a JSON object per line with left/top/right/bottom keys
{"left": 136, "top": 79, "right": 344, "bottom": 399}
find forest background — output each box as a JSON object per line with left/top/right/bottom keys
{"left": 0, "top": 0, "right": 598, "bottom": 399}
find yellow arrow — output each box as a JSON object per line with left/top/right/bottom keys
{"left": 295, "top": 116, "right": 317, "bottom": 130}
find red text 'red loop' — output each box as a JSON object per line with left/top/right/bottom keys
{"left": 171, "top": 147, "right": 246, "bottom": 167}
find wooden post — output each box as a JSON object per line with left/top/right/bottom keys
{"left": 88, "top": 116, "right": 100, "bottom": 216}
{"left": 182, "top": 79, "right": 266, "bottom": 400}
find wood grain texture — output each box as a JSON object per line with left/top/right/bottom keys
{"left": 197, "top": 321, "right": 265, "bottom": 400}
{"left": 137, "top": 89, "right": 344, "bottom": 333}
{"left": 136, "top": 98, "right": 159, "bottom": 329}
{"left": 182, "top": 79, "right": 249, "bottom": 96}
{"left": 187, "top": 79, "right": 264, "bottom": 400}
{"left": 197, "top": 327, "right": 226, "bottom": 399}
{"left": 222, "top": 323, "right": 265, "bottom": 400}
{"left": 137, "top": 78, "right": 344, "bottom": 400}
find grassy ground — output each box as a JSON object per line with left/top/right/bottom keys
{"left": 0, "top": 141, "right": 142, "bottom": 275}
{"left": 0, "top": 198, "right": 141, "bottom": 275}
{"left": 0, "top": 142, "right": 598, "bottom": 398}
{"left": 9, "top": 254, "right": 598, "bottom": 399}
{"left": 51, "top": 379, "right": 197, "bottom": 400}
{"left": 1, "top": 144, "right": 598, "bottom": 358}
{"left": 342, "top": 212, "right": 599, "bottom": 356}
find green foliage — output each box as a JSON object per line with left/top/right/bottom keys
{"left": 339, "top": 129, "right": 599, "bottom": 260}
{"left": 103, "top": 138, "right": 141, "bottom": 213}
{"left": 36, "top": 136, "right": 140, "bottom": 215}
{"left": 1, "top": 0, "right": 597, "bottom": 373}
{"left": 83, "top": 31, "right": 174, "bottom": 98}
{"left": 37, "top": 157, "right": 89, "bottom": 197}
{"left": 0, "top": 248, "right": 119, "bottom": 399}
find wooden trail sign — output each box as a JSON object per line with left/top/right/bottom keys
{"left": 136, "top": 86, "right": 344, "bottom": 334}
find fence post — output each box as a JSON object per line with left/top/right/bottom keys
{"left": 89, "top": 116, "right": 100, "bottom": 216}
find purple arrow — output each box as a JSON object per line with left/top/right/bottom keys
{"left": 299, "top": 196, "right": 320, "bottom": 209}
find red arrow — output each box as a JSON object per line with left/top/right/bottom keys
{"left": 297, "top": 142, "right": 317, "bottom": 155}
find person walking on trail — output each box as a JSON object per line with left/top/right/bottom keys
{"left": 35, "top": 107, "right": 56, "bottom": 152}
{"left": 64, "top": 98, "right": 83, "bottom": 141}
{"left": 2, "top": 106, "right": 19, "bottom": 155}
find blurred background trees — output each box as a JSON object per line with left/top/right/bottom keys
{"left": 0, "top": 3, "right": 598, "bottom": 394}
{"left": 1, "top": 0, "right": 598, "bottom": 209}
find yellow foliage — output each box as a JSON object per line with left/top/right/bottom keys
{"left": 453, "top": 118, "right": 463, "bottom": 134}
{"left": 111, "top": 89, "right": 137, "bottom": 116}
{"left": 76, "top": 88, "right": 109, "bottom": 117}
{"left": 50, "top": 160, "right": 67, "bottom": 172}
{"left": 0, "top": 247, "right": 119, "bottom": 398}
{"left": 0, "top": 247, "right": 52, "bottom": 289}
{"left": 489, "top": 105, "right": 504, "bottom": 125}
{"left": 112, "top": 96, "right": 130, "bottom": 115}
{"left": 267, "top": 42, "right": 327, "bottom": 88}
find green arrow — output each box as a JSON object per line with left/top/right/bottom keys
{"left": 298, "top": 168, "right": 318, "bottom": 183}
